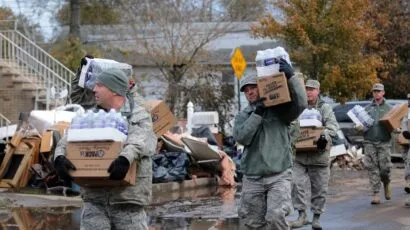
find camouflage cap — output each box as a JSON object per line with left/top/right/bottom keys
{"left": 305, "top": 79, "right": 320, "bottom": 89}
{"left": 372, "top": 83, "right": 384, "bottom": 91}
{"left": 240, "top": 75, "right": 257, "bottom": 92}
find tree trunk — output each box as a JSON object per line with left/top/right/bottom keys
{"left": 69, "top": 0, "right": 81, "bottom": 39}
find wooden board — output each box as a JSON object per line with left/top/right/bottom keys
{"left": 0, "top": 140, "right": 35, "bottom": 188}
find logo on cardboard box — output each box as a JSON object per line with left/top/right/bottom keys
{"left": 297, "top": 129, "right": 314, "bottom": 142}
{"left": 263, "top": 80, "right": 283, "bottom": 94}
{"left": 80, "top": 149, "right": 105, "bottom": 158}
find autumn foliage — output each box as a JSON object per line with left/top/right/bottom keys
{"left": 251, "top": 0, "right": 383, "bottom": 102}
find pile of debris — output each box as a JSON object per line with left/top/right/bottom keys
{"left": 330, "top": 145, "right": 365, "bottom": 170}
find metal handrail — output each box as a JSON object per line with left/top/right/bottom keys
{"left": 0, "top": 28, "right": 75, "bottom": 109}
{"left": 0, "top": 113, "right": 11, "bottom": 143}
{"left": 0, "top": 113, "right": 11, "bottom": 126}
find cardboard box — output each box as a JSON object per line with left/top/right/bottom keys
{"left": 66, "top": 141, "right": 136, "bottom": 187}
{"left": 380, "top": 104, "right": 408, "bottom": 132}
{"left": 40, "top": 131, "right": 53, "bottom": 153}
{"left": 144, "top": 100, "right": 177, "bottom": 137}
{"left": 257, "top": 72, "right": 291, "bottom": 107}
{"left": 67, "top": 128, "right": 127, "bottom": 142}
{"left": 48, "top": 121, "right": 70, "bottom": 137}
{"left": 296, "top": 127, "right": 325, "bottom": 152}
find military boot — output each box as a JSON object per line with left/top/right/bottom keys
{"left": 311, "top": 214, "right": 322, "bottom": 230}
{"left": 371, "top": 193, "right": 380, "bottom": 205}
{"left": 289, "top": 210, "right": 308, "bottom": 228}
{"left": 404, "top": 181, "right": 410, "bottom": 194}
{"left": 384, "top": 182, "right": 392, "bottom": 200}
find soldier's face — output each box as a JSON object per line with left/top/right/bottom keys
{"left": 243, "top": 84, "right": 259, "bottom": 103}
{"left": 93, "top": 83, "right": 115, "bottom": 108}
{"left": 306, "top": 87, "right": 319, "bottom": 103}
{"left": 372, "top": 90, "right": 384, "bottom": 100}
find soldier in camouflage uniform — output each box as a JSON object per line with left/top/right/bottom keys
{"left": 233, "top": 59, "right": 307, "bottom": 230}
{"left": 54, "top": 68, "right": 157, "bottom": 230}
{"left": 358, "top": 83, "right": 393, "bottom": 205}
{"left": 400, "top": 93, "right": 410, "bottom": 207}
{"left": 290, "top": 80, "right": 339, "bottom": 230}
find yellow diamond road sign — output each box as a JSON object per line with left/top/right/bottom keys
{"left": 231, "top": 48, "right": 247, "bottom": 80}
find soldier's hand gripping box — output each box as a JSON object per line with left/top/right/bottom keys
{"left": 257, "top": 72, "right": 291, "bottom": 107}
{"left": 66, "top": 141, "right": 136, "bottom": 187}
{"left": 296, "top": 127, "right": 325, "bottom": 152}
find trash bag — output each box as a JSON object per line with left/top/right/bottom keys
{"left": 191, "top": 126, "right": 218, "bottom": 146}
{"left": 152, "top": 152, "right": 190, "bottom": 183}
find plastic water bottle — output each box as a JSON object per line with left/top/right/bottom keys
{"left": 105, "top": 109, "right": 117, "bottom": 128}
{"left": 84, "top": 110, "right": 94, "bottom": 128}
{"left": 93, "top": 109, "right": 106, "bottom": 128}
{"left": 70, "top": 116, "right": 81, "bottom": 129}
{"left": 79, "top": 114, "right": 88, "bottom": 129}
{"left": 116, "top": 114, "right": 128, "bottom": 135}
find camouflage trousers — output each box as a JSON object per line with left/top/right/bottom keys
{"left": 81, "top": 202, "right": 148, "bottom": 230}
{"left": 363, "top": 141, "right": 393, "bottom": 193}
{"left": 291, "top": 162, "right": 330, "bottom": 214}
{"left": 239, "top": 168, "right": 292, "bottom": 230}
{"left": 403, "top": 146, "right": 410, "bottom": 181}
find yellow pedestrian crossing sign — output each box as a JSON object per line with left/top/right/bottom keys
{"left": 231, "top": 48, "right": 247, "bottom": 80}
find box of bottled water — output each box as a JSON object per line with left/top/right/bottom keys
{"left": 78, "top": 58, "right": 133, "bottom": 89}
{"left": 347, "top": 105, "right": 374, "bottom": 131}
{"left": 67, "top": 109, "right": 128, "bottom": 142}
{"left": 255, "top": 47, "right": 292, "bottom": 107}
{"left": 299, "top": 108, "right": 323, "bottom": 127}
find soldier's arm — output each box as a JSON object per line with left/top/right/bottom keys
{"left": 54, "top": 135, "right": 68, "bottom": 160}
{"left": 322, "top": 103, "right": 339, "bottom": 141}
{"left": 119, "top": 108, "right": 157, "bottom": 164}
{"left": 233, "top": 111, "right": 262, "bottom": 146}
{"left": 276, "top": 76, "right": 308, "bottom": 123}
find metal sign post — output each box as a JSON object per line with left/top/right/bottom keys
{"left": 230, "top": 47, "right": 247, "bottom": 111}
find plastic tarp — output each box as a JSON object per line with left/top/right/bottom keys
{"left": 152, "top": 152, "right": 190, "bottom": 183}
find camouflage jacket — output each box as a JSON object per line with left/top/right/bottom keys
{"left": 233, "top": 76, "right": 307, "bottom": 176}
{"left": 69, "top": 69, "right": 96, "bottom": 110}
{"left": 54, "top": 97, "right": 157, "bottom": 206}
{"left": 289, "top": 119, "right": 301, "bottom": 155}
{"left": 295, "top": 97, "right": 339, "bottom": 166}
{"left": 364, "top": 98, "right": 392, "bottom": 143}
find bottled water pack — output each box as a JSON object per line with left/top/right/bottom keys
{"left": 79, "top": 58, "right": 133, "bottom": 90}
{"left": 70, "top": 109, "right": 128, "bottom": 135}
{"left": 255, "top": 46, "right": 291, "bottom": 77}
{"left": 300, "top": 108, "right": 322, "bottom": 121}
{"left": 350, "top": 105, "right": 374, "bottom": 129}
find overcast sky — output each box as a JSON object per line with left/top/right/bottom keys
{"left": 0, "top": 0, "right": 61, "bottom": 40}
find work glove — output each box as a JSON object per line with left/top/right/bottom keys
{"left": 108, "top": 156, "right": 130, "bottom": 180}
{"left": 80, "top": 55, "right": 94, "bottom": 69}
{"left": 403, "top": 131, "right": 410, "bottom": 140}
{"left": 254, "top": 97, "right": 266, "bottom": 115}
{"left": 54, "top": 156, "right": 76, "bottom": 183}
{"left": 316, "top": 134, "right": 328, "bottom": 151}
{"left": 354, "top": 123, "right": 364, "bottom": 132}
{"left": 278, "top": 58, "right": 294, "bottom": 79}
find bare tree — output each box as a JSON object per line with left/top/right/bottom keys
{"left": 117, "top": 0, "right": 241, "bottom": 120}
{"left": 69, "top": 0, "right": 80, "bottom": 38}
